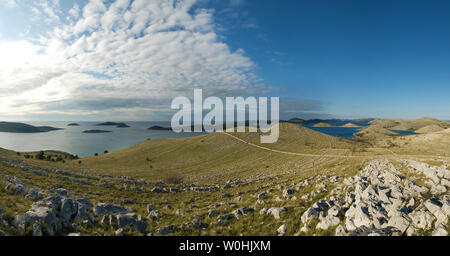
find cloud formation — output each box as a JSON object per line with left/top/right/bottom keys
{"left": 0, "top": 0, "right": 264, "bottom": 120}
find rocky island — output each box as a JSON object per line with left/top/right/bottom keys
{"left": 96, "top": 122, "right": 130, "bottom": 128}
{"left": 148, "top": 125, "right": 172, "bottom": 131}
{"left": 82, "top": 130, "right": 112, "bottom": 134}
{"left": 312, "top": 122, "right": 334, "bottom": 127}
{"left": 0, "top": 122, "right": 62, "bottom": 133}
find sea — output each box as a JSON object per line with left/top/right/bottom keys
{"left": 305, "top": 121, "right": 370, "bottom": 139}
{"left": 0, "top": 121, "right": 417, "bottom": 156}
{"left": 0, "top": 121, "right": 203, "bottom": 157}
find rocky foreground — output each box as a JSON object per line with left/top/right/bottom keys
{"left": 0, "top": 155, "right": 449, "bottom": 236}
{"left": 300, "top": 160, "right": 449, "bottom": 236}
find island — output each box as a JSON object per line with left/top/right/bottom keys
{"left": 287, "top": 118, "right": 375, "bottom": 125}
{"left": 287, "top": 118, "right": 307, "bottom": 124}
{"left": 82, "top": 130, "right": 112, "bottom": 134}
{"left": 340, "top": 123, "right": 361, "bottom": 128}
{"left": 312, "top": 122, "right": 334, "bottom": 127}
{"left": 116, "top": 123, "right": 130, "bottom": 128}
{"left": 95, "top": 122, "right": 130, "bottom": 128}
{"left": 148, "top": 125, "right": 172, "bottom": 131}
{"left": 0, "top": 122, "right": 62, "bottom": 133}
{"left": 67, "top": 123, "right": 80, "bottom": 126}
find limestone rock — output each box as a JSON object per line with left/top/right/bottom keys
{"left": 266, "top": 207, "right": 285, "bottom": 219}
{"left": 93, "top": 203, "right": 128, "bottom": 215}
{"left": 147, "top": 210, "right": 161, "bottom": 220}
{"left": 277, "top": 224, "right": 287, "bottom": 236}
{"left": 432, "top": 224, "right": 448, "bottom": 236}
{"left": 410, "top": 208, "right": 435, "bottom": 230}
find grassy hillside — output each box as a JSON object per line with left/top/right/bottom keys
{"left": 1, "top": 121, "right": 449, "bottom": 236}
{"left": 64, "top": 123, "right": 363, "bottom": 181}
{"left": 370, "top": 117, "right": 450, "bottom": 131}
{"left": 388, "top": 128, "right": 450, "bottom": 156}
{"left": 416, "top": 124, "right": 445, "bottom": 134}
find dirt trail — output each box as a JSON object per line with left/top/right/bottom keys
{"left": 223, "top": 132, "right": 450, "bottom": 161}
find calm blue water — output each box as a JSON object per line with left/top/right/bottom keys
{"left": 390, "top": 130, "right": 418, "bottom": 135}
{"left": 306, "top": 122, "right": 370, "bottom": 139}
{"left": 306, "top": 122, "right": 419, "bottom": 138}
{"left": 0, "top": 121, "right": 203, "bottom": 157}
{"left": 307, "top": 126, "right": 361, "bottom": 138}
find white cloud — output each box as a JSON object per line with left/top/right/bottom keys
{"left": 2, "top": 0, "right": 17, "bottom": 8}
{"left": 34, "top": 0, "right": 61, "bottom": 24}
{"left": 68, "top": 3, "right": 80, "bottom": 19}
{"left": 0, "top": 0, "right": 266, "bottom": 120}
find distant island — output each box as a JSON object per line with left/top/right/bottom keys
{"left": 313, "top": 122, "right": 334, "bottom": 127}
{"left": 340, "top": 123, "right": 361, "bottom": 128}
{"left": 287, "top": 118, "right": 375, "bottom": 125}
{"left": 95, "top": 122, "right": 130, "bottom": 128}
{"left": 82, "top": 130, "right": 112, "bottom": 134}
{"left": 67, "top": 123, "right": 80, "bottom": 126}
{"left": 0, "top": 122, "right": 62, "bottom": 133}
{"left": 148, "top": 125, "right": 172, "bottom": 131}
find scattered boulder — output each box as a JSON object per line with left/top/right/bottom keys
{"left": 147, "top": 210, "right": 161, "bottom": 220}
{"left": 93, "top": 203, "right": 128, "bottom": 215}
{"left": 25, "top": 189, "right": 44, "bottom": 201}
{"left": 232, "top": 207, "right": 249, "bottom": 220}
{"left": 151, "top": 187, "right": 163, "bottom": 193}
{"left": 114, "top": 228, "right": 124, "bottom": 236}
{"left": 5, "top": 183, "right": 27, "bottom": 196}
{"left": 301, "top": 201, "right": 329, "bottom": 224}
{"left": 277, "top": 224, "right": 287, "bottom": 236}
{"left": 14, "top": 205, "right": 59, "bottom": 235}
{"left": 266, "top": 207, "right": 285, "bottom": 219}
{"left": 257, "top": 192, "right": 266, "bottom": 200}
{"left": 155, "top": 225, "right": 176, "bottom": 235}
{"left": 32, "top": 223, "right": 43, "bottom": 236}
{"left": 208, "top": 209, "right": 219, "bottom": 218}
{"left": 117, "top": 213, "right": 148, "bottom": 234}
{"left": 234, "top": 196, "right": 243, "bottom": 203}
{"left": 146, "top": 204, "right": 156, "bottom": 212}
{"left": 283, "top": 188, "right": 295, "bottom": 198}
{"left": 60, "top": 198, "right": 78, "bottom": 225}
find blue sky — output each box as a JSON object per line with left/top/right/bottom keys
{"left": 0, "top": 0, "right": 449, "bottom": 121}
{"left": 201, "top": 0, "right": 450, "bottom": 120}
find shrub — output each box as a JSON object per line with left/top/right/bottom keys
{"left": 163, "top": 173, "right": 185, "bottom": 184}
{"left": 36, "top": 151, "right": 45, "bottom": 160}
